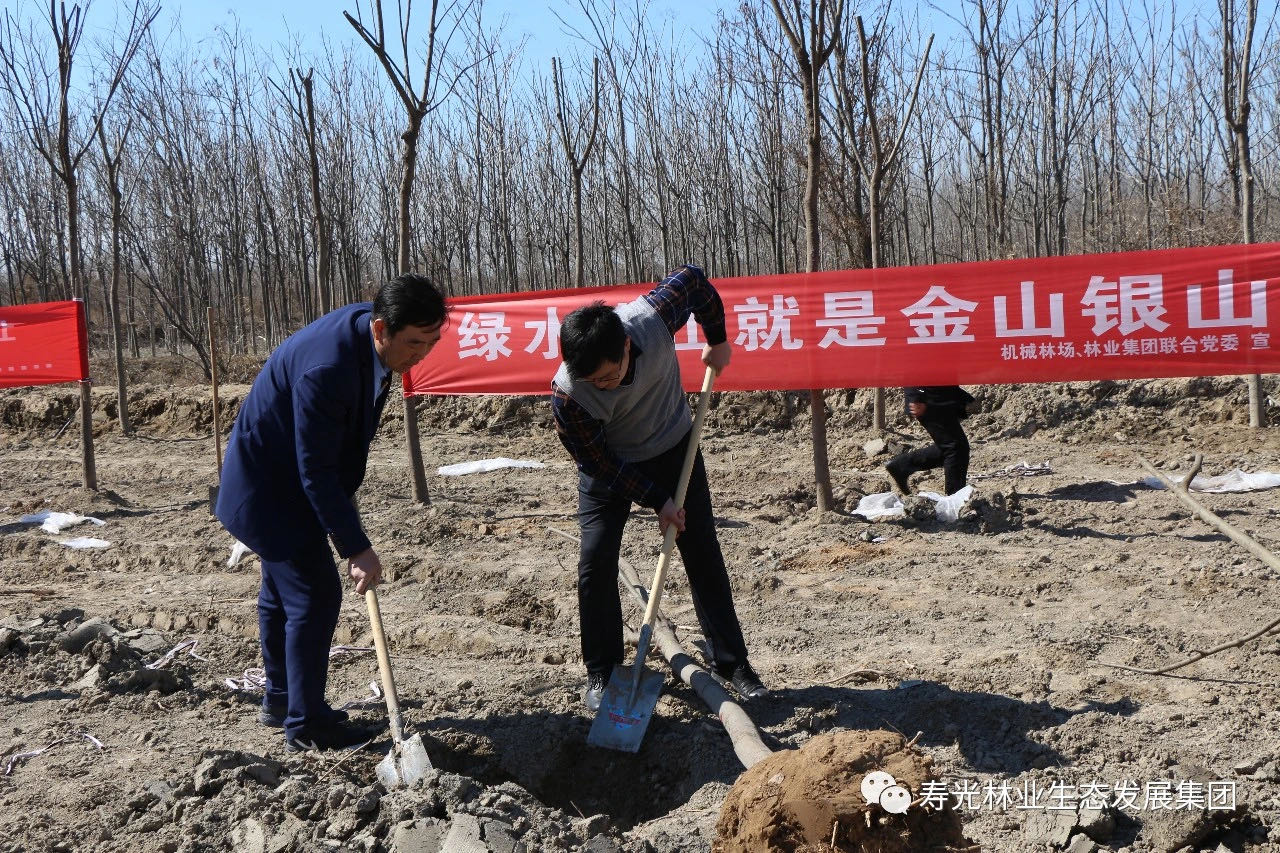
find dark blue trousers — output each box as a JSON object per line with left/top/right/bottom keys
{"left": 576, "top": 429, "right": 748, "bottom": 678}
{"left": 258, "top": 537, "right": 342, "bottom": 738}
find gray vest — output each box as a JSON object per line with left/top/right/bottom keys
{"left": 552, "top": 298, "right": 691, "bottom": 462}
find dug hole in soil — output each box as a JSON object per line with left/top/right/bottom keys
{"left": 2, "top": 371, "right": 1280, "bottom": 852}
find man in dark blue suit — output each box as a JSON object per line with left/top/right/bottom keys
{"left": 216, "top": 274, "right": 446, "bottom": 751}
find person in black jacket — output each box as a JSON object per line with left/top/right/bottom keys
{"left": 885, "top": 386, "right": 976, "bottom": 496}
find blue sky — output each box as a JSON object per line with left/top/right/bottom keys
{"left": 159, "top": 0, "right": 732, "bottom": 67}
{"left": 109, "top": 1, "right": 1229, "bottom": 74}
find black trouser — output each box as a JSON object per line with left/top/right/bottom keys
{"left": 889, "top": 414, "right": 970, "bottom": 495}
{"left": 576, "top": 429, "right": 748, "bottom": 678}
{"left": 259, "top": 537, "right": 342, "bottom": 738}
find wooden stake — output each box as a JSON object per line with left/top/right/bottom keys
{"left": 73, "top": 297, "right": 97, "bottom": 491}
{"left": 403, "top": 394, "right": 430, "bottom": 504}
{"left": 208, "top": 306, "right": 223, "bottom": 477}
{"left": 79, "top": 379, "right": 97, "bottom": 490}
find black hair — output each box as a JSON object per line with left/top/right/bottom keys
{"left": 560, "top": 300, "right": 626, "bottom": 379}
{"left": 373, "top": 274, "right": 447, "bottom": 334}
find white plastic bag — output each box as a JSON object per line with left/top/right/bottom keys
{"left": 20, "top": 511, "right": 105, "bottom": 534}
{"left": 1141, "top": 468, "right": 1280, "bottom": 493}
{"left": 852, "top": 492, "right": 905, "bottom": 521}
{"left": 919, "top": 485, "right": 975, "bottom": 523}
{"left": 436, "top": 457, "right": 545, "bottom": 476}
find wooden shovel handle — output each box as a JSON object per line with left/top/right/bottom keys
{"left": 365, "top": 588, "right": 405, "bottom": 744}
{"left": 639, "top": 366, "right": 717, "bottom": 628}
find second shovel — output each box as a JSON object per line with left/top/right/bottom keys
{"left": 365, "top": 587, "right": 433, "bottom": 787}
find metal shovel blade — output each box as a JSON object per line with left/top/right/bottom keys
{"left": 375, "top": 733, "right": 433, "bottom": 788}
{"left": 587, "top": 662, "right": 665, "bottom": 752}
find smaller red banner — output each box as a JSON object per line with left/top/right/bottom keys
{"left": 0, "top": 300, "right": 88, "bottom": 388}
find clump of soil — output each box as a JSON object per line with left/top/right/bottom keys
{"left": 1, "top": 610, "right": 191, "bottom": 694}
{"left": 715, "top": 730, "right": 971, "bottom": 852}
{"left": 959, "top": 489, "right": 1024, "bottom": 533}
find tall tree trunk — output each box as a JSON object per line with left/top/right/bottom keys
{"left": 399, "top": 117, "right": 431, "bottom": 502}
{"left": 298, "top": 69, "right": 332, "bottom": 315}
{"left": 1223, "top": 0, "right": 1264, "bottom": 427}
{"left": 766, "top": 0, "right": 843, "bottom": 512}
{"left": 99, "top": 127, "right": 130, "bottom": 434}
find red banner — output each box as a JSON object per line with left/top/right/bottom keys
{"left": 0, "top": 300, "right": 89, "bottom": 388}
{"left": 405, "top": 244, "right": 1280, "bottom": 396}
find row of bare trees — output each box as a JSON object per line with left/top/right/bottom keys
{"left": 4, "top": 0, "right": 1274, "bottom": 342}
{"left": 1, "top": 1, "right": 1275, "bottom": 440}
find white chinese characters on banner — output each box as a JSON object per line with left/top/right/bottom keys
{"left": 0, "top": 320, "right": 14, "bottom": 342}
{"left": 449, "top": 270, "right": 1272, "bottom": 363}
{"left": 1082, "top": 274, "right": 1170, "bottom": 336}
{"left": 1187, "top": 269, "right": 1267, "bottom": 329}
{"left": 902, "top": 285, "right": 979, "bottom": 344}
{"left": 674, "top": 320, "right": 706, "bottom": 352}
{"left": 523, "top": 307, "right": 561, "bottom": 360}
{"left": 994, "top": 281, "right": 1065, "bottom": 338}
{"left": 733, "top": 295, "right": 803, "bottom": 351}
{"left": 457, "top": 312, "right": 513, "bottom": 361}
{"left": 816, "top": 291, "right": 886, "bottom": 347}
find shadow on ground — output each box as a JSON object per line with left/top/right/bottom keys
{"left": 350, "top": 678, "right": 1139, "bottom": 829}
{"left": 749, "top": 680, "right": 1138, "bottom": 775}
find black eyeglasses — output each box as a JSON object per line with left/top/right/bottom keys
{"left": 587, "top": 357, "right": 626, "bottom": 387}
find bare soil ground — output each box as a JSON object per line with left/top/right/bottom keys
{"left": 2, "top": 370, "right": 1280, "bottom": 853}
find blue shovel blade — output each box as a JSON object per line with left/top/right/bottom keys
{"left": 586, "top": 663, "right": 665, "bottom": 753}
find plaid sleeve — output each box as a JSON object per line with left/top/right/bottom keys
{"left": 642, "top": 264, "right": 728, "bottom": 345}
{"left": 551, "top": 386, "right": 668, "bottom": 511}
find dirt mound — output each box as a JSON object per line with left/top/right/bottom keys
{"left": 0, "top": 610, "right": 649, "bottom": 852}
{"left": 1, "top": 610, "right": 192, "bottom": 696}
{"left": 3, "top": 373, "right": 1277, "bottom": 448}
{"left": 0, "top": 384, "right": 249, "bottom": 437}
{"left": 714, "top": 730, "right": 971, "bottom": 852}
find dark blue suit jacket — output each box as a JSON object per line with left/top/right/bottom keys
{"left": 216, "top": 303, "right": 391, "bottom": 562}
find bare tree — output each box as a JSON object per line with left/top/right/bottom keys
{"left": 1036, "top": 0, "right": 1099, "bottom": 256}
{"left": 766, "top": 0, "right": 844, "bottom": 512}
{"left": 126, "top": 35, "right": 217, "bottom": 379}
{"left": 96, "top": 113, "right": 132, "bottom": 433}
{"left": 0, "top": 0, "right": 157, "bottom": 489}
{"left": 834, "top": 12, "right": 932, "bottom": 430}
{"left": 1221, "top": 0, "right": 1265, "bottom": 427}
{"left": 550, "top": 54, "right": 601, "bottom": 288}
{"left": 567, "top": 0, "right": 647, "bottom": 283}
{"left": 279, "top": 67, "right": 333, "bottom": 316}
{"left": 346, "top": 0, "right": 479, "bottom": 503}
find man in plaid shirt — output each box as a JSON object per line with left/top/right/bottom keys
{"left": 551, "top": 264, "right": 767, "bottom": 712}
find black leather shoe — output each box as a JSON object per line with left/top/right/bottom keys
{"left": 583, "top": 672, "right": 608, "bottom": 712}
{"left": 716, "top": 662, "right": 768, "bottom": 700}
{"left": 259, "top": 704, "right": 349, "bottom": 729}
{"left": 285, "top": 721, "right": 375, "bottom": 753}
{"left": 885, "top": 463, "right": 911, "bottom": 495}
